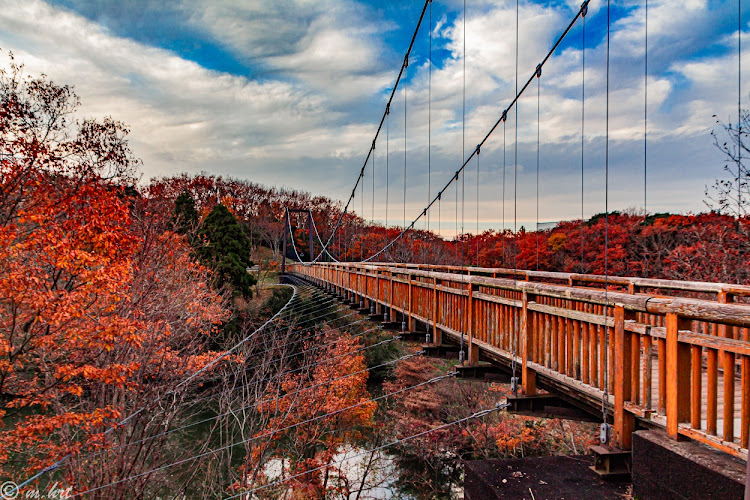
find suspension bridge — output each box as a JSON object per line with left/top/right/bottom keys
{"left": 9, "top": 0, "right": 750, "bottom": 498}
{"left": 279, "top": 0, "right": 750, "bottom": 496}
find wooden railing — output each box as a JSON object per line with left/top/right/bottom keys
{"left": 367, "top": 262, "right": 750, "bottom": 302}
{"left": 289, "top": 262, "right": 750, "bottom": 459}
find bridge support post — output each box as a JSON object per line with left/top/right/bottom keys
{"left": 281, "top": 208, "right": 289, "bottom": 275}
{"left": 467, "top": 282, "right": 479, "bottom": 365}
{"left": 408, "top": 273, "right": 416, "bottom": 332}
{"left": 614, "top": 304, "right": 636, "bottom": 450}
{"left": 387, "top": 271, "right": 394, "bottom": 322}
{"left": 432, "top": 277, "right": 441, "bottom": 345}
{"left": 666, "top": 312, "right": 692, "bottom": 440}
{"left": 375, "top": 271, "right": 382, "bottom": 314}
{"left": 522, "top": 290, "right": 537, "bottom": 395}
{"left": 718, "top": 291, "right": 735, "bottom": 443}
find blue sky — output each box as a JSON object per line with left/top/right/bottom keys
{"left": 1, "top": 0, "right": 748, "bottom": 234}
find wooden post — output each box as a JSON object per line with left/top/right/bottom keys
{"left": 432, "top": 278, "right": 441, "bottom": 345}
{"left": 666, "top": 312, "right": 691, "bottom": 440}
{"left": 351, "top": 267, "right": 355, "bottom": 302}
{"left": 707, "top": 348, "right": 718, "bottom": 436}
{"left": 643, "top": 332, "right": 653, "bottom": 411}
{"left": 281, "top": 208, "right": 289, "bottom": 275}
{"left": 614, "top": 304, "right": 636, "bottom": 449}
{"left": 389, "top": 271, "right": 395, "bottom": 322}
{"left": 719, "top": 291, "right": 735, "bottom": 442}
{"left": 522, "top": 290, "right": 537, "bottom": 395}
{"left": 375, "top": 270, "right": 381, "bottom": 314}
{"left": 467, "top": 282, "right": 479, "bottom": 365}
{"left": 307, "top": 209, "right": 314, "bottom": 262}
{"left": 408, "top": 273, "right": 415, "bottom": 332}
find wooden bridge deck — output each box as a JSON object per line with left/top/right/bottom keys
{"left": 289, "top": 262, "right": 750, "bottom": 460}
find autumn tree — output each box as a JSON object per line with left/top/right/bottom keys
{"left": 0, "top": 54, "right": 230, "bottom": 497}
{"left": 172, "top": 188, "right": 199, "bottom": 234}
{"left": 708, "top": 110, "right": 750, "bottom": 216}
{"left": 240, "top": 328, "right": 376, "bottom": 497}
{"left": 197, "top": 203, "right": 256, "bottom": 298}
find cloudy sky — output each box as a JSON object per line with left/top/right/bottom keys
{"left": 0, "top": 0, "right": 747, "bottom": 234}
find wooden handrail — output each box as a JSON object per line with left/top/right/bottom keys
{"left": 347, "top": 262, "right": 750, "bottom": 297}
{"left": 290, "top": 262, "right": 750, "bottom": 460}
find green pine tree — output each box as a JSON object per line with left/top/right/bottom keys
{"left": 172, "top": 189, "right": 199, "bottom": 234}
{"left": 197, "top": 204, "right": 256, "bottom": 298}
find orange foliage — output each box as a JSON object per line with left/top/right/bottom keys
{"left": 0, "top": 60, "right": 230, "bottom": 480}
{"left": 242, "top": 328, "right": 375, "bottom": 495}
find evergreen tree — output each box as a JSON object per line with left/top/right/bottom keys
{"left": 172, "top": 189, "right": 199, "bottom": 234}
{"left": 197, "top": 204, "right": 256, "bottom": 298}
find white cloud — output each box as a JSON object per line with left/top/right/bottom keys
{"left": 0, "top": 0, "right": 744, "bottom": 229}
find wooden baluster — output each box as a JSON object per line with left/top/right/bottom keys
{"left": 582, "top": 321, "right": 590, "bottom": 385}
{"left": 643, "top": 332, "right": 652, "bottom": 411}
{"left": 609, "top": 324, "right": 616, "bottom": 395}
{"left": 522, "top": 290, "right": 537, "bottom": 394}
{"left": 571, "top": 321, "right": 581, "bottom": 380}
{"left": 707, "top": 348, "right": 718, "bottom": 436}
{"left": 567, "top": 317, "right": 574, "bottom": 376}
{"left": 614, "top": 304, "right": 636, "bottom": 449}
{"left": 467, "top": 282, "right": 479, "bottom": 365}
{"left": 550, "top": 313, "right": 558, "bottom": 371}
{"left": 741, "top": 355, "right": 750, "bottom": 449}
{"left": 389, "top": 272, "right": 395, "bottom": 323}
{"left": 432, "top": 278, "right": 440, "bottom": 345}
{"left": 590, "top": 323, "right": 599, "bottom": 387}
{"left": 691, "top": 345, "right": 702, "bottom": 430}
{"left": 666, "top": 312, "right": 691, "bottom": 440}
{"left": 718, "top": 292, "right": 735, "bottom": 443}
{"left": 631, "top": 330, "right": 641, "bottom": 406}
{"left": 658, "top": 335, "right": 667, "bottom": 415}
{"left": 599, "top": 324, "right": 606, "bottom": 391}
{"left": 557, "top": 315, "right": 565, "bottom": 373}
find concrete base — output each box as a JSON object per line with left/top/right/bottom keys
{"left": 379, "top": 321, "right": 400, "bottom": 330}
{"left": 396, "top": 331, "right": 428, "bottom": 342}
{"left": 456, "top": 362, "right": 507, "bottom": 381}
{"left": 464, "top": 455, "right": 630, "bottom": 500}
{"left": 507, "top": 394, "right": 600, "bottom": 422}
{"left": 422, "top": 343, "right": 462, "bottom": 359}
{"left": 632, "top": 429, "right": 746, "bottom": 499}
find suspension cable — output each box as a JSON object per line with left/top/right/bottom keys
{"left": 188, "top": 328, "right": 399, "bottom": 409}
{"left": 428, "top": 0, "right": 433, "bottom": 233}
{"left": 404, "top": 53, "right": 408, "bottom": 232}
{"left": 342, "top": 1, "right": 588, "bottom": 265}
{"left": 372, "top": 137, "right": 376, "bottom": 226}
{"left": 477, "top": 145, "right": 480, "bottom": 266}
{"left": 603, "top": 0, "right": 612, "bottom": 431}
{"left": 386, "top": 102, "right": 390, "bottom": 252}
{"left": 12, "top": 283, "right": 300, "bottom": 493}
{"left": 738, "top": 0, "right": 743, "bottom": 283}
{"left": 511, "top": 0, "right": 519, "bottom": 393}
{"left": 233, "top": 402, "right": 510, "bottom": 497}
{"left": 503, "top": 119, "right": 506, "bottom": 265}
{"left": 581, "top": 2, "right": 587, "bottom": 272}
{"left": 69, "top": 372, "right": 456, "bottom": 498}
{"left": 296, "top": 0, "right": 431, "bottom": 266}
{"left": 644, "top": 0, "right": 648, "bottom": 218}
{"left": 459, "top": 0, "right": 467, "bottom": 362}
{"left": 536, "top": 63, "right": 541, "bottom": 271}
{"left": 83, "top": 348, "right": 419, "bottom": 462}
